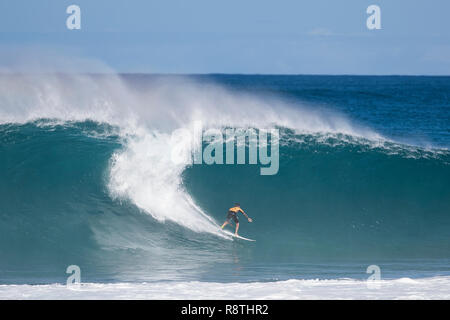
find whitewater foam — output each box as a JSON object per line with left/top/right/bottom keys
{"left": 107, "top": 130, "right": 226, "bottom": 236}
{"left": 1, "top": 277, "right": 450, "bottom": 299}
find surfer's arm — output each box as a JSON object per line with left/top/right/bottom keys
{"left": 239, "top": 209, "right": 253, "bottom": 222}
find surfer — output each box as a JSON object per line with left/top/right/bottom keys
{"left": 221, "top": 203, "right": 253, "bottom": 236}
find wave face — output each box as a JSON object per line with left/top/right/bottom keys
{"left": 0, "top": 74, "right": 449, "bottom": 284}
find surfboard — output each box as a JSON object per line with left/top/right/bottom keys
{"left": 233, "top": 234, "right": 256, "bottom": 242}
{"left": 221, "top": 229, "right": 255, "bottom": 241}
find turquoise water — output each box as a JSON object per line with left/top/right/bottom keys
{"left": 0, "top": 74, "right": 449, "bottom": 284}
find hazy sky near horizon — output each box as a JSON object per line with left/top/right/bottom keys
{"left": 1, "top": 0, "right": 450, "bottom": 74}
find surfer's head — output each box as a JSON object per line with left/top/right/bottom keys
{"left": 235, "top": 203, "right": 240, "bottom": 207}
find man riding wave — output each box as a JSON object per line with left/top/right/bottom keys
{"left": 221, "top": 203, "right": 253, "bottom": 236}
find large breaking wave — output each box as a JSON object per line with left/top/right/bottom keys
{"left": 0, "top": 73, "right": 449, "bottom": 284}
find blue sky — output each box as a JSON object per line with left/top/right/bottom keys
{"left": 1, "top": 0, "right": 449, "bottom": 74}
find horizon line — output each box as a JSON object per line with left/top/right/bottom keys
{"left": 1, "top": 71, "right": 450, "bottom": 77}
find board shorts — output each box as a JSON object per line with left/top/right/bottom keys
{"left": 226, "top": 211, "right": 239, "bottom": 224}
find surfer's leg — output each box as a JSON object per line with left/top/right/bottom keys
{"left": 223, "top": 212, "right": 234, "bottom": 229}
{"left": 235, "top": 222, "right": 239, "bottom": 236}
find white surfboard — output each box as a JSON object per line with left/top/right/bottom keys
{"left": 233, "top": 234, "right": 256, "bottom": 242}
{"left": 221, "top": 229, "right": 256, "bottom": 241}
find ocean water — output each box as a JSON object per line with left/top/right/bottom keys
{"left": 0, "top": 74, "right": 449, "bottom": 298}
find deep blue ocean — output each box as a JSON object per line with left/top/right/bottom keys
{"left": 0, "top": 74, "right": 449, "bottom": 285}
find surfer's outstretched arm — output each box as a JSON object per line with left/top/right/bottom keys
{"left": 239, "top": 209, "right": 253, "bottom": 222}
